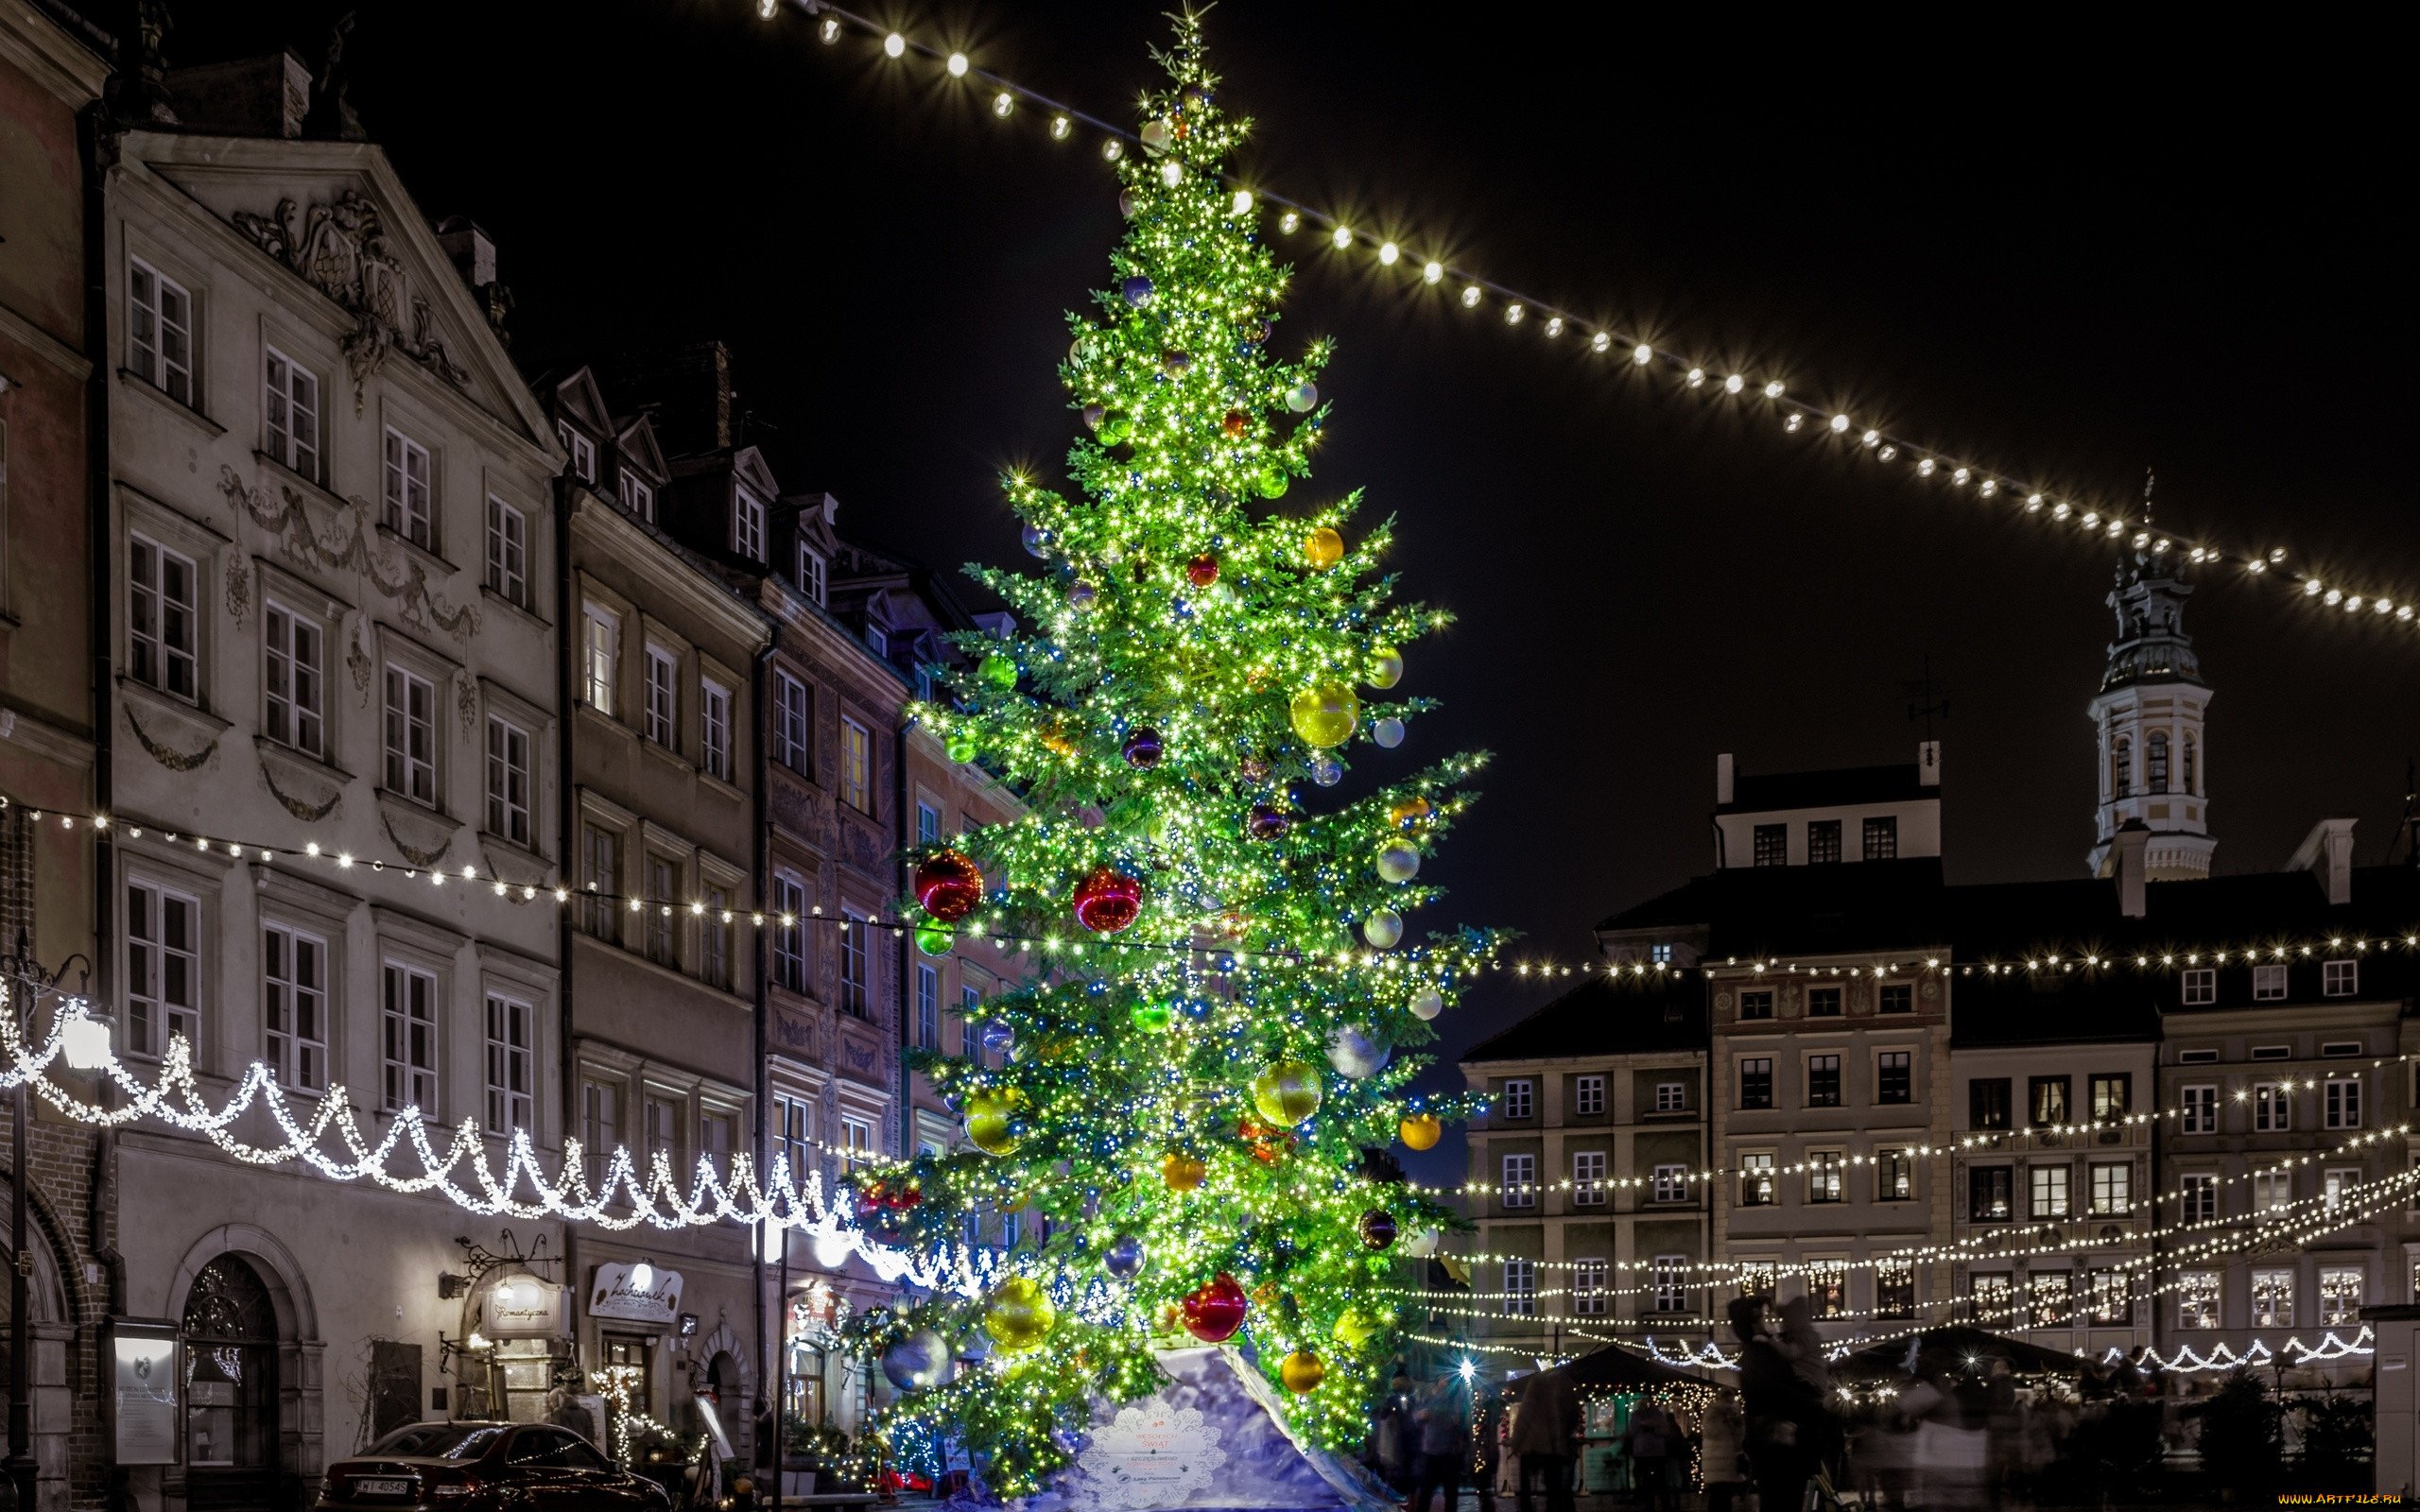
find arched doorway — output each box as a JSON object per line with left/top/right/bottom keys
{"left": 0, "top": 1173, "right": 75, "bottom": 1512}
{"left": 181, "top": 1256, "right": 280, "bottom": 1510}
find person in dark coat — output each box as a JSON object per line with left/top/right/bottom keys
{"left": 1409, "top": 1377, "right": 1471, "bottom": 1512}
{"left": 1510, "top": 1368, "right": 1581, "bottom": 1512}
{"left": 1731, "top": 1297, "right": 1823, "bottom": 1512}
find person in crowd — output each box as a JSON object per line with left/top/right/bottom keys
{"left": 1700, "top": 1390, "right": 1749, "bottom": 1512}
{"left": 1982, "top": 1359, "right": 2021, "bottom": 1506}
{"left": 1622, "top": 1398, "right": 1676, "bottom": 1512}
{"left": 1510, "top": 1367, "right": 1581, "bottom": 1512}
{"left": 1731, "top": 1297, "right": 1824, "bottom": 1512}
{"left": 1409, "top": 1377, "right": 1470, "bottom": 1512}
{"left": 1474, "top": 1383, "right": 1509, "bottom": 1511}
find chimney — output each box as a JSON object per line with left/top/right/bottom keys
{"left": 1918, "top": 740, "right": 1941, "bottom": 787}
{"left": 436, "top": 216, "right": 495, "bottom": 288}
{"left": 1716, "top": 753, "right": 1736, "bottom": 806}
{"left": 163, "top": 54, "right": 311, "bottom": 138}
{"left": 2284, "top": 817, "right": 2358, "bottom": 907}
{"left": 599, "top": 341, "right": 733, "bottom": 455}
{"left": 2114, "top": 821, "right": 2149, "bottom": 919}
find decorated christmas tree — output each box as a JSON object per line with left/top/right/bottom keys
{"left": 853, "top": 17, "right": 1497, "bottom": 1497}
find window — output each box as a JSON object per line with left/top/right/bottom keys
{"left": 485, "top": 716, "right": 531, "bottom": 847}
{"left": 2250, "top": 1268, "right": 2293, "bottom": 1328}
{"left": 840, "top": 717, "right": 873, "bottom": 812}
{"left": 1651, "top": 1257, "right": 1687, "bottom": 1315}
{"left": 1652, "top": 1163, "right": 1687, "bottom": 1203}
{"left": 1972, "top": 1272, "right": 2014, "bottom": 1325}
{"left": 1573, "top": 1259, "right": 1609, "bottom": 1316}
{"left": 2320, "top": 1266, "right": 2364, "bottom": 1327}
{"left": 916, "top": 963, "right": 940, "bottom": 1049}
{"left": 581, "top": 826, "right": 619, "bottom": 941}
{"left": 617, "top": 472, "right": 653, "bottom": 520}
{"left": 582, "top": 1082, "right": 620, "bottom": 1187}
{"left": 126, "top": 879, "right": 200, "bottom": 1060}
{"left": 2324, "top": 1167, "right": 2359, "bottom": 1212}
{"left": 2030, "top": 1271, "right": 2074, "bottom": 1329}
{"left": 2147, "top": 730, "right": 2169, "bottom": 792}
{"left": 1806, "top": 986, "right": 1842, "bottom": 1018}
{"left": 2182, "top": 1173, "right": 2218, "bottom": 1224}
{"left": 2178, "top": 1047, "right": 2220, "bottom": 1063}
{"left": 2029, "top": 1075, "right": 2070, "bottom": 1127}
{"left": 771, "top": 874, "right": 808, "bottom": 992}
{"left": 643, "top": 644, "right": 678, "bottom": 747}
{"left": 484, "top": 993, "right": 534, "bottom": 1136}
{"left": 1878, "top": 983, "right": 1913, "bottom": 1014}
{"left": 2030, "top": 1164, "right": 2071, "bottom": 1219}
{"left": 1738, "top": 989, "right": 1774, "bottom": 1022}
{"left": 702, "top": 885, "right": 732, "bottom": 990}
{"left": 2088, "top": 1269, "right": 2131, "bottom": 1326}
{"left": 2090, "top": 1074, "right": 2130, "bottom": 1121}
{"left": 2254, "top": 1082, "right": 2291, "bottom": 1132}
{"left": 1741, "top": 1153, "right": 1776, "bottom": 1207}
{"left": 2184, "top": 732, "right": 2197, "bottom": 793}
{"left": 128, "top": 533, "right": 199, "bottom": 700}
{"left": 2323, "top": 1040, "right": 2363, "bottom": 1058}
{"left": 770, "top": 1092, "right": 810, "bottom": 1177}
{"left": 558, "top": 421, "right": 595, "bottom": 482}
{"left": 1650, "top": 942, "right": 1673, "bottom": 963}
{"left": 2251, "top": 1043, "right": 2290, "bottom": 1061}
{"left": 1876, "top": 1265, "right": 1915, "bottom": 1319}
{"left": 264, "top": 346, "right": 321, "bottom": 481}
{"left": 1878, "top": 1148, "right": 1913, "bottom": 1201}
{"left": 917, "top": 800, "right": 942, "bottom": 848}
{"left": 2177, "top": 1272, "right": 2220, "bottom": 1330}
{"left": 381, "top": 961, "right": 439, "bottom": 1113}
{"left": 1501, "top": 1079, "right": 1534, "bottom": 1120}
{"left": 1862, "top": 815, "right": 1898, "bottom": 860}
{"left": 582, "top": 606, "right": 619, "bottom": 715}
{"left": 960, "top": 984, "right": 984, "bottom": 1057}
{"left": 2251, "top": 1168, "right": 2291, "bottom": 1215}
{"left": 1738, "top": 1057, "right": 1777, "bottom": 1110}
{"left": 773, "top": 672, "right": 810, "bottom": 772}
{"left": 1807, "top": 1151, "right": 1843, "bottom": 1204}
{"left": 1877, "top": 1050, "right": 1911, "bottom": 1104}
{"left": 1752, "top": 823, "right": 1787, "bottom": 867}
{"left": 1806, "top": 1054, "right": 1841, "bottom": 1108}
{"left": 1653, "top": 1080, "right": 1685, "bottom": 1113}
{"left": 382, "top": 428, "right": 433, "bottom": 547}
{"left": 646, "top": 1095, "right": 683, "bottom": 1174}
{"left": 1502, "top": 1260, "right": 1537, "bottom": 1317}
{"left": 2181, "top": 968, "right": 2216, "bottom": 1005}
{"left": 1969, "top": 1166, "right": 2013, "bottom": 1222}
{"left": 2113, "top": 736, "right": 2132, "bottom": 798}
{"left": 1807, "top": 818, "right": 1841, "bottom": 864}
{"left": 644, "top": 855, "right": 678, "bottom": 965}
{"left": 1809, "top": 1262, "right": 1847, "bottom": 1318}
{"left": 261, "top": 923, "right": 326, "bottom": 1091}
{"left": 1500, "top": 1153, "right": 1536, "bottom": 1208}
{"left": 2181, "top": 1084, "right": 2218, "bottom": 1135}
{"left": 262, "top": 602, "right": 324, "bottom": 756}
{"left": 485, "top": 497, "right": 527, "bottom": 606}
{"left": 128, "top": 257, "right": 194, "bottom": 403}
{"left": 383, "top": 665, "right": 437, "bottom": 806}
{"left": 865, "top": 625, "right": 889, "bottom": 657}
{"left": 2325, "top": 1076, "right": 2362, "bottom": 1129}
{"left": 2254, "top": 963, "right": 2288, "bottom": 1001}
{"left": 839, "top": 912, "right": 869, "bottom": 1017}
{"left": 2324, "top": 959, "right": 2359, "bottom": 997}
{"left": 700, "top": 1112, "right": 734, "bottom": 1175}
{"left": 797, "top": 541, "right": 826, "bottom": 603}
{"left": 1574, "top": 1074, "right": 1606, "bottom": 1116}
{"left": 1737, "top": 1264, "right": 1777, "bottom": 1300}
{"left": 1572, "top": 1150, "right": 1606, "bottom": 1206}
{"left": 1970, "top": 1077, "right": 2012, "bottom": 1132}
{"left": 2089, "top": 1161, "right": 2132, "bottom": 1215}
{"left": 734, "top": 487, "right": 767, "bottom": 561}
{"left": 700, "top": 679, "right": 733, "bottom": 781}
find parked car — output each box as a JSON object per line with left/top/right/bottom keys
{"left": 316, "top": 1421, "right": 674, "bottom": 1510}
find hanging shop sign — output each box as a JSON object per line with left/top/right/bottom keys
{"left": 482, "top": 1271, "right": 567, "bottom": 1338}
{"left": 107, "top": 1318, "right": 181, "bottom": 1466}
{"left": 589, "top": 1262, "right": 683, "bottom": 1324}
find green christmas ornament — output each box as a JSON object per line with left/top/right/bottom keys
{"left": 946, "top": 735, "right": 980, "bottom": 764}
{"left": 1099, "top": 411, "right": 1134, "bottom": 444}
{"left": 979, "top": 653, "right": 1018, "bottom": 690}
{"left": 1254, "top": 464, "right": 1290, "bottom": 499}
{"left": 1130, "top": 1000, "right": 1174, "bottom": 1032}
{"left": 915, "top": 922, "right": 955, "bottom": 956}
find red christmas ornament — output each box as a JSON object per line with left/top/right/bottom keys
{"left": 1222, "top": 410, "right": 1248, "bottom": 438}
{"left": 1182, "top": 1272, "right": 1249, "bottom": 1343}
{"left": 1071, "top": 867, "right": 1143, "bottom": 934}
{"left": 1185, "top": 553, "right": 1220, "bottom": 588}
{"left": 1236, "top": 1118, "right": 1294, "bottom": 1164}
{"left": 914, "top": 850, "right": 984, "bottom": 922}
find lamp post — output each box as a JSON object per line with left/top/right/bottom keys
{"left": 3, "top": 932, "right": 96, "bottom": 1512}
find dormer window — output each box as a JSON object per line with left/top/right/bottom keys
{"left": 867, "top": 625, "right": 889, "bottom": 657}
{"left": 798, "top": 542, "right": 827, "bottom": 606}
{"left": 734, "top": 487, "right": 768, "bottom": 562}
{"left": 557, "top": 421, "right": 596, "bottom": 483}
{"left": 618, "top": 472, "right": 654, "bottom": 522}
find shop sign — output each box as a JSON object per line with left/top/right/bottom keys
{"left": 589, "top": 1262, "right": 683, "bottom": 1324}
{"left": 483, "top": 1272, "right": 566, "bottom": 1337}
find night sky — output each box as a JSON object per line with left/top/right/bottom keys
{"left": 168, "top": 1, "right": 2419, "bottom": 1178}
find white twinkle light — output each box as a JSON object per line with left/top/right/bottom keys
{"left": 1461, "top": 284, "right": 1482, "bottom": 307}
{"left": 1279, "top": 210, "right": 1300, "bottom": 233}
{"left": 883, "top": 31, "right": 905, "bottom": 58}
{"left": 1231, "top": 189, "right": 1253, "bottom": 215}
{"left": 1049, "top": 115, "right": 1071, "bottom": 140}
{"left": 1762, "top": 380, "right": 1785, "bottom": 398}
{"left": 1504, "top": 302, "right": 1525, "bottom": 324}
{"left": 1422, "top": 260, "right": 1443, "bottom": 284}
{"left": 1723, "top": 374, "right": 1745, "bottom": 394}
{"left": 1161, "top": 160, "right": 1183, "bottom": 187}
{"left": 1632, "top": 343, "right": 1652, "bottom": 365}
{"left": 1830, "top": 414, "right": 1850, "bottom": 433}
{"left": 1331, "top": 225, "right": 1353, "bottom": 249}
{"left": 818, "top": 15, "right": 839, "bottom": 43}
{"left": 1378, "top": 241, "right": 1399, "bottom": 265}
{"left": 1102, "top": 139, "right": 1123, "bottom": 162}
{"left": 945, "top": 51, "right": 968, "bottom": 77}
{"left": 1687, "top": 367, "right": 1706, "bottom": 387}
{"left": 993, "top": 92, "right": 1014, "bottom": 117}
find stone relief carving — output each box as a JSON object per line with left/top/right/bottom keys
{"left": 229, "top": 191, "right": 474, "bottom": 413}
{"left": 261, "top": 759, "right": 341, "bottom": 822}
{"left": 220, "top": 466, "right": 478, "bottom": 645}
{"left": 125, "top": 704, "right": 217, "bottom": 773}
{"left": 225, "top": 558, "right": 251, "bottom": 629}
{"left": 456, "top": 670, "right": 479, "bottom": 733}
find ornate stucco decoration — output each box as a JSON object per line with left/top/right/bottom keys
{"left": 125, "top": 704, "right": 217, "bottom": 773}
{"left": 219, "top": 466, "right": 478, "bottom": 644}
{"left": 229, "top": 191, "right": 475, "bottom": 413}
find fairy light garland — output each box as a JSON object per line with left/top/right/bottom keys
{"left": 768, "top": 1, "right": 2420, "bottom": 647}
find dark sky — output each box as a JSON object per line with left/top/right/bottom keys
{"left": 174, "top": 1, "right": 2418, "bottom": 1180}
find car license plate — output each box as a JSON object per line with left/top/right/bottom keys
{"left": 354, "top": 1478, "right": 412, "bottom": 1497}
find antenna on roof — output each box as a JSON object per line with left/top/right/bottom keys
{"left": 1902, "top": 654, "right": 1951, "bottom": 743}
{"left": 2394, "top": 756, "right": 2419, "bottom": 869}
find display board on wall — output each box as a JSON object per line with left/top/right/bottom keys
{"left": 109, "top": 1319, "right": 181, "bottom": 1467}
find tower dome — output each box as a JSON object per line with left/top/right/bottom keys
{"left": 2085, "top": 548, "right": 2215, "bottom": 879}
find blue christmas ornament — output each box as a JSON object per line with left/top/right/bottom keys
{"left": 882, "top": 1330, "right": 956, "bottom": 1391}
{"left": 1104, "top": 1233, "right": 1146, "bottom": 1280}
{"left": 1311, "top": 755, "right": 1343, "bottom": 787}
{"left": 1122, "top": 275, "right": 1154, "bottom": 306}
{"left": 1021, "top": 524, "right": 1050, "bottom": 558}
{"left": 980, "top": 1020, "right": 1015, "bottom": 1056}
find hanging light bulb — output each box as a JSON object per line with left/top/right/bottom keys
{"left": 883, "top": 32, "right": 906, "bottom": 58}
{"left": 993, "top": 92, "right": 1014, "bottom": 118}
{"left": 1331, "top": 225, "right": 1353, "bottom": 250}
{"left": 1231, "top": 189, "right": 1254, "bottom": 215}
{"left": 1377, "top": 241, "right": 1399, "bottom": 266}
{"left": 1422, "top": 260, "right": 1443, "bottom": 284}
{"left": 945, "top": 51, "right": 968, "bottom": 77}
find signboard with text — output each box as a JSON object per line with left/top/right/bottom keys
{"left": 109, "top": 1320, "right": 181, "bottom": 1466}
{"left": 588, "top": 1263, "right": 683, "bottom": 1324}
{"left": 483, "top": 1272, "right": 567, "bottom": 1337}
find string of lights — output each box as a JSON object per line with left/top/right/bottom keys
{"left": 767, "top": 1, "right": 2420, "bottom": 647}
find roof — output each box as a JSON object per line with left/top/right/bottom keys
{"left": 1461, "top": 974, "right": 1707, "bottom": 1064}
{"left": 1597, "top": 859, "right": 1949, "bottom": 955}
{"left": 1720, "top": 762, "right": 1931, "bottom": 816}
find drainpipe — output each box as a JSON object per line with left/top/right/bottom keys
{"left": 750, "top": 627, "right": 773, "bottom": 1469}
{"left": 892, "top": 717, "right": 911, "bottom": 1161}
{"left": 557, "top": 479, "right": 579, "bottom": 1384}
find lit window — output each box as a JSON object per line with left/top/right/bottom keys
{"left": 1972, "top": 1272, "right": 2014, "bottom": 1325}
{"left": 484, "top": 993, "right": 534, "bottom": 1135}
{"left": 1740, "top": 1153, "right": 1775, "bottom": 1207}
{"left": 1876, "top": 1265, "right": 1915, "bottom": 1319}
{"left": 2030, "top": 1075, "right": 2069, "bottom": 1126}
{"left": 382, "top": 427, "right": 433, "bottom": 547}
{"left": 582, "top": 606, "right": 619, "bottom": 715}
{"left": 263, "top": 601, "right": 324, "bottom": 756}
{"left": 2088, "top": 1269, "right": 2131, "bottom": 1326}
{"left": 264, "top": 346, "right": 321, "bottom": 481}
{"left": 1737, "top": 1264, "right": 1777, "bottom": 1300}
{"left": 2030, "top": 1271, "right": 2074, "bottom": 1329}
{"left": 382, "top": 665, "right": 437, "bottom": 806}
{"left": 839, "top": 1115, "right": 873, "bottom": 1169}
{"left": 380, "top": 960, "right": 439, "bottom": 1112}
{"left": 644, "top": 644, "right": 679, "bottom": 747}
{"left": 2089, "top": 1161, "right": 2132, "bottom": 1215}
{"left": 1571, "top": 1150, "right": 1605, "bottom": 1206}
{"left": 841, "top": 717, "right": 873, "bottom": 812}
{"left": 261, "top": 922, "right": 325, "bottom": 1091}
{"left": 701, "top": 679, "right": 733, "bottom": 782}
{"left": 2181, "top": 968, "right": 2216, "bottom": 1005}
{"left": 2320, "top": 1266, "right": 2364, "bottom": 1326}
{"left": 129, "top": 532, "right": 199, "bottom": 701}
{"left": 2251, "top": 1268, "right": 2294, "bottom": 1328}
{"left": 2177, "top": 1272, "right": 2219, "bottom": 1330}
{"left": 485, "top": 716, "right": 530, "bottom": 847}
{"left": 1809, "top": 1261, "right": 1847, "bottom": 1318}
{"left": 1807, "top": 1151, "right": 1842, "bottom": 1204}
{"left": 2324, "top": 1167, "right": 2360, "bottom": 1212}
{"left": 1806, "top": 818, "right": 1841, "bottom": 864}
{"left": 1877, "top": 1148, "right": 1912, "bottom": 1201}
{"left": 2251, "top": 1168, "right": 2291, "bottom": 1214}
{"left": 2090, "top": 1074, "right": 2130, "bottom": 1120}
{"left": 485, "top": 497, "right": 527, "bottom": 606}
{"left": 128, "top": 257, "right": 194, "bottom": 403}
{"left": 2030, "top": 1164, "right": 2071, "bottom": 1218}
{"left": 1500, "top": 1153, "right": 1535, "bottom": 1209}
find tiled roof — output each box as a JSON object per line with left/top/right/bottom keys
{"left": 1461, "top": 975, "right": 1707, "bottom": 1064}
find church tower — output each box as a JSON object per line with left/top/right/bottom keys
{"left": 2086, "top": 548, "right": 2216, "bottom": 879}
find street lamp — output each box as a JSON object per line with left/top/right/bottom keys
{"left": 4, "top": 931, "right": 93, "bottom": 1512}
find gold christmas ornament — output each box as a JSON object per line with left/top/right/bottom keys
{"left": 1288, "top": 682, "right": 1359, "bottom": 748}
{"left": 1304, "top": 526, "right": 1345, "bottom": 570}
{"left": 1249, "top": 1059, "right": 1322, "bottom": 1126}
{"left": 1279, "top": 1349, "right": 1327, "bottom": 1393}
{"left": 1398, "top": 1112, "right": 1443, "bottom": 1151}
{"left": 982, "top": 1276, "right": 1057, "bottom": 1353}
{"left": 965, "top": 1090, "right": 1025, "bottom": 1156}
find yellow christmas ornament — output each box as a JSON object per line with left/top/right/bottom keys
{"left": 1368, "top": 647, "right": 1403, "bottom": 690}
{"left": 1249, "top": 1059, "right": 1322, "bottom": 1126}
{"left": 1388, "top": 796, "right": 1434, "bottom": 830}
{"left": 1279, "top": 1349, "right": 1327, "bottom": 1394}
{"left": 965, "top": 1090, "right": 1025, "bottom": 1156}
{"left": 982, "top": 1276, "right": 1057, "bottom": 1354}
{"left": 1332, "top": 1307, "right": 1386, "bottom": 1349}
{"left": 1398, "top": 1112, "right": 1443, "bottom": 1151}
{"left": 1162, "top": 1151, "right": 1208, "bottom": 1192}
{"left": 1305, "top": 526, "right": 1344, "bottom": 570}
{"left": 1288, "top": 683, "right": 1359, "bottom": 748}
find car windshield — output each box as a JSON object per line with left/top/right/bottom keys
{"left": 368, "top": 1424, "right": 505, "bottom": 1460}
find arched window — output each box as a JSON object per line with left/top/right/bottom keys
{"left": 2184, "top": 733, "right": 2197, "bottom": 795}
{"left": 2148, "top": 731, "right": 2170, "bottom": 793}
{"left": 2113, "top": 736, "right": 2133, "bottom": 799}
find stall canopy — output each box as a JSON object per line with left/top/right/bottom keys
{"left": 1836, "top": 1327, "right": 2088, "bottom": 1381}
{"left": 1544, "top": 1341, "right": 1733, "bottom": 1393}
